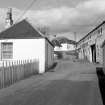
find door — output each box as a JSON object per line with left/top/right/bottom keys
{"left": 91, "top": 44, "right": 96, "bottom": 63}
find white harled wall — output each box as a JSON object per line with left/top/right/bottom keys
{"left": 0, "top": 39, "right": 46, "bottom": 74}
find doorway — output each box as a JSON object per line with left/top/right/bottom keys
{"left": 91, "top": 44, "right": 96, "bottom": 63}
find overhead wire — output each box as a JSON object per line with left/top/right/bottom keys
{"left": 15, "top": 0, "right": 37, "bottom": 23}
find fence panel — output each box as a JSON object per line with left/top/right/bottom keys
{"left": 0, "top": 69, "right": 3, "bottom": 88}
{"left": 0, "top": 59, "right": 39, "bottom": 89}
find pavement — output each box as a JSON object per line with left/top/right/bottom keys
{"left": 0, "top": 60, "right": 103, "bottom": 105}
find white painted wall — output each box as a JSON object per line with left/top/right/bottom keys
{"left": 61, "top": 43, "right": 75, "bottom": 51}
{"left": 54, "top": 46, "right": 61, "bottom": 51}
{"left": 0, "top": 39, "right": 45, "bottom": 74}
{"left": 54, "top": 43, "right": 75, "bottom": 51}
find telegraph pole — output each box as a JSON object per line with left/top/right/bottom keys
{"left": 74, "top": 32, "right": 77, "bottom": 42}
{"left": 5, "top": 8, "right": 13, "bottom": 29}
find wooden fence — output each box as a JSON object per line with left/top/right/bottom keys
{"left": 0, "top": 60, "right": 39, "bottom": 89}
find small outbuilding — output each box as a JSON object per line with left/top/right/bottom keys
{"left": 0, "top": 19, "right": 54, "bottom": 74}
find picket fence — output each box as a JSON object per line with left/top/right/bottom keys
{"left": 0, "top": 59, "right": 39, "bottom": 89}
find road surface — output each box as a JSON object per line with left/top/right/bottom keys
{"left": 0, "top": 60, "right": 103, "bottom": 105}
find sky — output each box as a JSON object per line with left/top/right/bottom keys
{"left": 0, "top": 0, "right": 105, "bottom": 41}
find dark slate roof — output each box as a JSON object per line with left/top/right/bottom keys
{"left": 0, "top": 19, "right": 44, "bottom": 39}
{"left": 78, "top": 21, "right": 105, "bottom": 44}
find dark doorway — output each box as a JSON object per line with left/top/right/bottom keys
{"left": 91, "top": 44, "right": 96, "bottom": 63}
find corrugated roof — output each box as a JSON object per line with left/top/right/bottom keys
{"left": 0, "top": 19, "right": 44, "bottom": 39}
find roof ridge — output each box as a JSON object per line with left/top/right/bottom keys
{"left": 25, "top": 18, "right": 45, "bottom": 38}
{"left": 0, "top": 19, "right": 44, "bottom": 39}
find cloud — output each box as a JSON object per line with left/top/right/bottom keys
{"left": 0, "top": 8, "right": 7, "bottom": 23}
{"left": 0, "top": 0, "right": 105, "bottom": 40}
{"left": 25, "top": 0, "right": 105, "bottom": 34}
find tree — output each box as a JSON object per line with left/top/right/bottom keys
{"left": 37, "top": 26, "right": 49, "bottom": 37}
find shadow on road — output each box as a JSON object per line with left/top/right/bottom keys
{"left": 47, "top": 62, "right": 58, "bottom": 72}
{"left": 96, "top": 67, "right": 105, "bottom": 105}
{"left": 0, "top": 80, "right": 99, "bottom": 105}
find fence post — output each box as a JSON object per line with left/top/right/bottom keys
{"left": 19, "top": 60, "right": 22, "bottom": 80}
{"left": 11, "top": 61, "right": 14, "bottom": 84}
{"left": 14, "top": 61, "right": 16, "bottom": 83}
{"left": 29, "top": 60, "right": 32, "bottom": 75}
{"left": 17, "top": 61, "right": 20, "bottom": 80}
{"left": 8, "top": 61, "right": 11, "bottom": 85}
{"left": 21, "top": 60, "right": 23, "bottom": 79}
{"left": 2, "top": 62, "right": 5, "bottom": 88}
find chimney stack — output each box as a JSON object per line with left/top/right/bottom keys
{"left": 5, "top": 8, "right": 13, "bottom": 29}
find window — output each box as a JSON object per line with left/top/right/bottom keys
{"left": 1, "top": 42, "right": 13, "bottom": 59}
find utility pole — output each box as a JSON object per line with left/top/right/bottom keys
{"left": 74, "top": 32, "right": 77, "bottom": 42}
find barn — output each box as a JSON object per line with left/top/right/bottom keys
{"left": 0, "top": 19, "right": 54, "bottom": 74}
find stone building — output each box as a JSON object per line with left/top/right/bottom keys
{"left": 76, "top": 21, "right": 105, "bottom": 64}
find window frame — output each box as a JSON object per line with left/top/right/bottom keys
{"left": 1, "top": 42, "right": 13, "bottom": 60}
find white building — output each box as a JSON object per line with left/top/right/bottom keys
{"left": 54, "top": 43, "right": 75, "bottom": 51}
{"left": 52, "top": 37, "right": 76, "bottom": 51}
{"left": 0, "top": 19, "right": 54, "bottom": 74}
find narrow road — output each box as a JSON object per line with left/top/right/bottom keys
{"left": 0, "top": 60, "right": 103, "bottom": 105}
